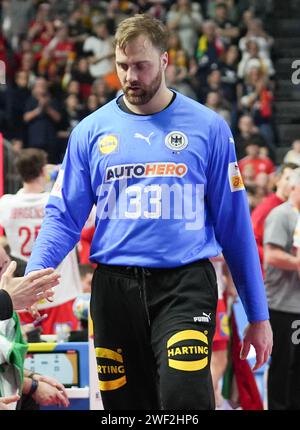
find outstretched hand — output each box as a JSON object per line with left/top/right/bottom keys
{"left": 1, "top": 262, "right": 60, "bottom": 310}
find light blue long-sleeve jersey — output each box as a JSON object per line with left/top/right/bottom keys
{"left": 26, "top": 91, "right": 269, "bottom": 322}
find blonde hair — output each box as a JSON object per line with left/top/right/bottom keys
{"left": 115, "top": 14, "right": 168, "bottom": 53}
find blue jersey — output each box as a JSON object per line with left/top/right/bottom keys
{"left": 26, "top": 91, "right": 268, "bottom": 322}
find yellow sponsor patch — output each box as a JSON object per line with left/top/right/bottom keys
{"left": 95, "top": 347, "right": 127, "bottom": 391}
{"left": 98, "top": 135, "right": 119, "bottom": 155}
{"left": 167, "top": 330, "right": 209, "bottom": 371}
{"left": 228, "top": 162, "right": 245, "bottom": 192}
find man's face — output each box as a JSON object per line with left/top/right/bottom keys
{"left": 116, "top": 35, "right": 167, "bottom": 106}
{"left": 276, "top": 167, "right": 293, "bottom": 200}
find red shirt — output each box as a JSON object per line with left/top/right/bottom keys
{"left": 239, "top": 157, "right": 275, "bottom": 177}
{"left": 251, "top": 193, "right": 284, "bottom": 275}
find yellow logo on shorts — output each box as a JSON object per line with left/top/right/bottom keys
{"left": 98, "top": 135, "right": 119, "bottom": 155}
{"left": 167, "top": 330, "right": 209, "bottom": 371}
{"left": 95, "top": 347, "right": 127, "bottom": 391}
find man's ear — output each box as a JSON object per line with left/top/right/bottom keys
{"left": 41, "top": 165, "right": 48, "bottom": 179}
{"left": 161, "top": 51, "right": 169, "bottom": 70}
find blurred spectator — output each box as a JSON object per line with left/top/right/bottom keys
{"left": 239, "top": 17, "right": 274, "bottom": 60}
{"left": 207, "top": 0, "right": 240, "bottom": 24}
{"left": 166, "top": 0, "right": 203, "bottom": 58}
{"left": 67, "top": 7, "right": 90, "bottom": 54}
{"left": 79, "top": 264, "right": 94, "bottom": 294}
{"left": 167, "top": 32, "right": 189, "bottom": 70}
{"left": 27, "top": 3, "right": 54, "bottom": 61}
{"left": 91, "top": 77, "right": 116, "bottom": 107}
{"left": 238, "top": 7, "right": 255, "bottom": 37}
{"left": 219, "top": 45, "right": 240, "bottom": 105}
{"left": 81, "top": 93, "right": 100, "bottom": 118}
{"left": 65, "top": 79, "right": 81, "bottom": 99}
{"left": 166, "top": 64, "right": 197, "bottom": 100}
{"left": 23, "top": 77, "right": 62, "bottom": 163}
{"left": 205, "top": 90, "right": 231, "bottom": 125}
{"left": 251, "top": 163, "right": 297, "bottom": 275}
{"left": 238, "top": 39, "right": 275, "bottom": 80}
{"left": 83, "top": 20, "right": 114, "bottom": 79}
{"left": 1, "top": 0, "right": 34, "bottom": 52}
{"left": 264, "top": 168, "right": 300, "bottom": 410}
{"left": 5, "top": 71, "right": 31, "bottom": 141}
{"left": 106, "top": 0, "right": 137, "bottom": 31}
{"left": 18, "top": 51, "right": 37, "bottom": 88}
{"left": 234, "top": 114, "right": 268, "bottom": 160}
{"left": 213, "top": 2, "right": 240, "bottom": 47}
{"left": 57, "top": 93, "right": 83, "bottom": 156}
{"left": 38, "top": 22, "right": 76, "bottom": 81}
{"left": 283, "top": 139, "right": 300, "bottom": 166}
{"left": 239, "top": 66, "right": 275, "bottom": 152}
{"left": 195, "top": 20, "right": 225, "bottom": 85}
{"left": 239, "top": 137, "right": 275, "bottom": 185}
{"left": 146, "top": 0, "right": 168, "bottom": 21}
{"left": 68, "top": 57, "right": 94, "bottom": 101}
{"left": 198, "top": 67, "right": 231, "bottom": 110}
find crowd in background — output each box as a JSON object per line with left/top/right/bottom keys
{"left": 0, "top": 0, "right": 285, "bottom": 211}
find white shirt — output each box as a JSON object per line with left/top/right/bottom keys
{"left": 83, "top": 35, "right": 114, "bottom": 78}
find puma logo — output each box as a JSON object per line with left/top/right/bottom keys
{"left": 134, "top": 132, "right": 154, "bottom": 145}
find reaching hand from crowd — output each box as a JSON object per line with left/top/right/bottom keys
{"left": 1, "top": 261, "right": 60, "bottom": 310}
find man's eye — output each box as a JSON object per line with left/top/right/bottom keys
{"left": 137, "top": 63, "right": 146, "bottom": 71}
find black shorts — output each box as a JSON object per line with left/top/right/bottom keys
{"left": 90, "top": 259, "right": 218, "bottom": 410}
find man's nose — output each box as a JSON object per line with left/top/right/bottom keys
{"left": 126, "top": 67, "right": 138, "bottom": 83}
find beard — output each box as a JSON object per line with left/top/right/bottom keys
{"left": 123, "top": 67, "right": 163, "bottom": 106}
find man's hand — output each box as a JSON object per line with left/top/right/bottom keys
{"left": 240, "top": 320, "right": 273, "bottom": 371}
{"left": 0, "top": 395, "right": 20, "bottom": 410}
{"left": 1, "top": 262, "right": 60, "bottom": 310}
{"left": 34, "top": 373, "right": 69, "bottom": 401}
{"left": 32, "top": 380, "right": 69, "bottom": 407}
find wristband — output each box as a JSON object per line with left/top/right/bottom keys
{"left": 28, "top": 378, "right": 39, "bottom": 396}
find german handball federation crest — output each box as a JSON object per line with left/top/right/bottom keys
{"left": 165, "top": 131, "right": 188, "bottom": 152}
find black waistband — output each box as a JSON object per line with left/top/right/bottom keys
{"left": 96, "top": 259, "right": 210, "bottom": 277}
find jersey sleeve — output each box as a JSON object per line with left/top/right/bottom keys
{"left": 25, "top": 125, "right": 94, "bottom": 273}
{"left": 206, "top": 116, "right": 269, "bottom": 322}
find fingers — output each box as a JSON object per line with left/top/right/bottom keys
{"left": 34, "top": 279, "right": 59, "bottom": 295}
{"left": 28, "top": 305, "right": 40, "bottom": 319}
{"left": 2, "top": 261, "right": 17, "bottom": 280}
{"left": 55, "top": 383, "right": 68, "bottom": 399}
{"left": 252, "top": 354, "right": 264, "bottom": 371}
{"left": 56, "top": 390, "right": 69, "bottom": 407}
{"left": 26, "top": 268, "right": 56, "bottom": 282}
{"left": 240, "top": 339, "right": 250, "bottom": 360}
{"left": 1, "top": 394, "right": 20, "bottom": 404}
{"left": 252, "top": 347, "right": 271, "bottom": 371}
{"left": 38, "top": 376, "right": 68, "bottom": 399}
{"left": 31, "top": 273, "right": 61, "bottom": 291}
